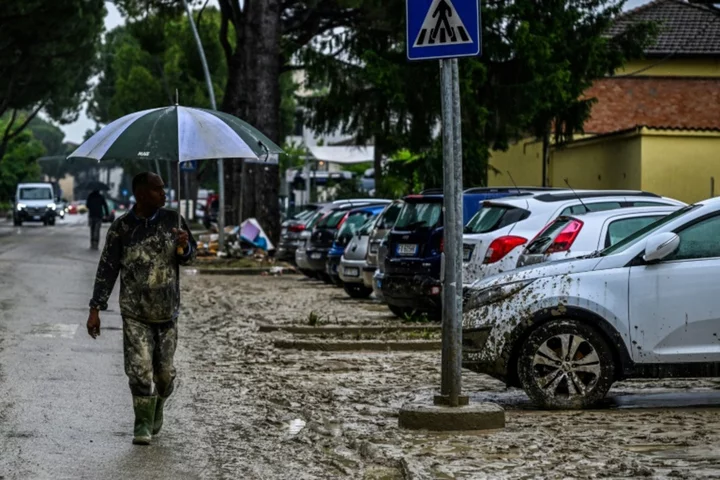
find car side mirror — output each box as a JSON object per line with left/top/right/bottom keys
{"left": 643, "top": 232, "right": 680, "bottom": 263}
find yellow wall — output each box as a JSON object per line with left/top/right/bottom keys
{"left": 487, "top": 134, "right": 642, "bottom": 190}
{"left": 640, "top": 130, "right": 720, "bottom": 204}
{"left": 487, "top": 139, "right": 543, "bottom": 187}
{"left": 551, "top": 134, "right": 642, "bottom": 190}
{"left": 615, "top": 58, "right": 720, "bottom": 77}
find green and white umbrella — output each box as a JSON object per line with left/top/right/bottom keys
{"left": 68, "top": 105, "right": 283, "bottom": 163}
{"left": 68, "top": 105, "right": 283, "bottom": 229}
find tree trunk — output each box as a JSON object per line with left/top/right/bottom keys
{"left": 221, "top": 0, "right": 282, "bottom": 244}
{"left": 373, "top": 142, "right": 383, "bottom": 196}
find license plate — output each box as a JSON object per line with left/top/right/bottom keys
{"left": 344, "top": 267, "right": 360, "bottom": 277}
{"left": 463, "top": 244, "right": 474, "bottom": 262}
{"left": 311, "top": 252, "right": 322, "bottom": 259}
{"left": 396, "top": 244, "right": 418, "bottom": 256}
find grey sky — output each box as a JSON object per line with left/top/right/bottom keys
{"left": 58, "top": 0, "right": 651, "bottom": 143}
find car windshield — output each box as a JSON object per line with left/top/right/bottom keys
{"left": 338, "top": 212, "right": 373, "bottom": 238}
{"left": 306, "top": 211, "right": 324, "bottom": 229}
{"left": 20, "top": 187, "right": 53, "bottom": 200}
{"left": 394, "top": 202, "right": 442, "bottom": 229}
{"left": 358, "top": 215, "right": 380, "bottom": 236}
{"left": 465, "top": 204, "right": 530, "bottom": 233}
{"left": 600, "top": 205, "right": 699, "bottom": 256}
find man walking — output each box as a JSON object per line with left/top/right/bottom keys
{"left": 86, "top": 189, "right": 110, "bottom": 250}
{"left": 86, "top": 172, "right": 196, "bottom": 445}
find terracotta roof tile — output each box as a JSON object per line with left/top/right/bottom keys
{"left": 610, "top": 0, "right": 720, "bottom": 56}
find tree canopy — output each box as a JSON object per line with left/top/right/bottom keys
{"left": 0, "top": 0, "right": 105, "bottom": 159}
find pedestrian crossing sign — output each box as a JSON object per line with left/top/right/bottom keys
{"left": 406, "top": 0, "right": 481, "bottom": 61}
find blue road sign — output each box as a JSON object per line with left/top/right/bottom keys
{"left": 406, "top": 0, "right": 481, "bottom": 61}
{"left": 180, "top": 160, "right": 197, "bottom": 172}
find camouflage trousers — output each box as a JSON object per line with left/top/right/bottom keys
{"left": 123, "top": 316, "right": 177, "bottom": 398}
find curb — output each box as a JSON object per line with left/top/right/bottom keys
{"left": 273, "top": 339, "right": 441, "bottom": 351}
{"left": 259, "top": 324, "right": 441, "bottom": 335}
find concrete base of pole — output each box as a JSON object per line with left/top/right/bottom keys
{"left": 398, "top": 403, "right": 505, "bottom": 431}
{"left": 433, "top": 394, "right": 469, "bottom": 406}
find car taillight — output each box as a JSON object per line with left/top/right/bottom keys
{"left": 484, "top": 236, "right": 527, "bottom": 264}
{"left": 546, "top": 219, "right": 583, "bottom": 253}
{"left": 288, "top": 224, "right": 305, "bottom": 233}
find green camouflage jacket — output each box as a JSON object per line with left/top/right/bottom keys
{"left": 89, "top": 207, "right": 197, "bottom": 323}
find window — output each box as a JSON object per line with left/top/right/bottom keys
{"left": 318, "top": 210, "right": 347, "bottom": 228}
{"left": 19, "top": 187, "right": 53, "bottom": 201}
{"left": 631, "top": 201, "right": 671, "bottom": 207}
{"left": 465, "top": 205, "right": 530, "bottom": 234}
{"left": 377, "top": 203, "right": 402, "bottom": 229}
{"left": 605, "top": 216, "right": 665, "bottom": 248}
{"left": 560, "top": 201, "right": 622, "bottom": 216}
{"left": 600, "top": 206, "right": 698, "bottom": 257}
{"left": 358, "top": 215, "right": 379, "bottom": 236}
{"left": 394, "top": 202, "right": 442, "bottom": 230}
{"left": 525, "top": 218, "right": 573, "bottom": 254}
{"left": 338, "top": 212, "right": 372, "bottom": 238}
{"left": 669, "top": 215, "right": 720, "bottom": 261}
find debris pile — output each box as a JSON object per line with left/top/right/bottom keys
{"left": 195, "top": 217, "right": 275, "bottom": 258}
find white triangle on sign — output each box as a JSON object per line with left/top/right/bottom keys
{"left": 413, "top": 0, "right": 473, "bottom": 48}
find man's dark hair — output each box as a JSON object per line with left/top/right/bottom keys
{"left": 132, "top": 172, "right": 156, "bottom": 194}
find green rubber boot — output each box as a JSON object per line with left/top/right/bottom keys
{"left": 153, "top": 397, "right": 167, "bottom": 435}
{"left": 132, "top": 396, "right": 157, "bottom": 445}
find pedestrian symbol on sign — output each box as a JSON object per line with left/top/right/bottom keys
{"left": 413, "top": 0, "right": 472, "bottom": 47}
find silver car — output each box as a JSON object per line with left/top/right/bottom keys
{"left": 363, "top": 200, "right": 403, "bottom": 290}
{"left": 339, "top": 215, "right": 381, "bottom": 298}
{"left": 517, "top": 206, "right": 682, "bottom": 268}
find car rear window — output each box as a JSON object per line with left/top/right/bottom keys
{"left": 524, "top": 217, "right": 573, "bottom": 254}
{"left": 465, "top": 204, "right": 530, "bottom": 234}
{"left": 338, "top": 212, "right": 373, "bottom": 238}
{"left": 377, "top": 203, "right": 402, "bottom": 229}
{"left": 394, "top": 202, "right": 442, "bottom": 229}
{"left": 306, "top": 211, "right": 324, "bottom": 229}
{"left": 319, "top": 210, "right": 347, "bottom": 228}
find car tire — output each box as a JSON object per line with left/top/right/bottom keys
{"left": 517, "top": 319, "right": 615, "bottom": 410}
{"left": 343, "top": 284, "right": 373, "bottom": 299}
{"left": 388, "top": 304, "right": 412, "bottom": 319}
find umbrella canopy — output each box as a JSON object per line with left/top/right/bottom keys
{"left": 68, "top": 106, "right": 283, "bottom": 163}
{"left": 80, "top": 180, "right": 110, "bottom": 192}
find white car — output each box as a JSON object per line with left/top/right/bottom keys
{"left": 462, "top": 199, "right": 720, "bottom": 409}
{"left": 462, "top": 190, "right": 685, "bottom": 290}
{"left": 517, "top": 206, "right": 683, "bottom": 268}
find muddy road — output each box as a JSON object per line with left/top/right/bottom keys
{"left": 1, "top": 221, "right": 720, "bottom": 479}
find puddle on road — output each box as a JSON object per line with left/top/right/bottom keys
{"left": 30, "top": 323, "right": 78, "bottom": 338}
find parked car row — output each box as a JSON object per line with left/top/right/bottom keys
{"left": 282, "top": 187, "right": 720, "bottom": 411}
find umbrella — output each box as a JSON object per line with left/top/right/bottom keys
{"left": 67, "top": 105, "right": 283, "bottom": 233}
{"left": 82, "top": 180, "right": 110, "bottom": 192}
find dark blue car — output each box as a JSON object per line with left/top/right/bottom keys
{"left": 326, "top": 205, "right": 387, "bottom": 286}
{"left": 381, "top": 188, "right": 542, "bottom": 319}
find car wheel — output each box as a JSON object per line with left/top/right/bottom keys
{"left": 388, "top": 304, "right": 411, "bottom": 319}
{"left": 343, "top": 284, "right": 373, "bottom": 299}
{"left": 517, "top": 319, "right": 615, "bottom": 410}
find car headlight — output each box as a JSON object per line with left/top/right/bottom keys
{"left": 16, "top": 203, "right": 26, "bottom": 211}
{"left": 464, "top": 279, "right": 535, "bottom": 312}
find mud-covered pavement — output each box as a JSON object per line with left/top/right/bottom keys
{"left": 183, "top": 275, "right": 720, "bottom": 479}
{"left": 2, "top": 222, "right": 720, "bottom": 479}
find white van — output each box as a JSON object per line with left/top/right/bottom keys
{"left": 14, "top": 183, "right": 57, "bottom": 226}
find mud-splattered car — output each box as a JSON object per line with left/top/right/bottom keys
{"left": 463, "top": 200, "right": 720, "bottom": 409}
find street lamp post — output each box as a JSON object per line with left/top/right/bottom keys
{"left": 181, "top": 0, "right": 225, "bottom": 250}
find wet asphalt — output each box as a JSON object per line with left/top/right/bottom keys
{"left": 0, "top": 216, "right": 209, "bottom": 480}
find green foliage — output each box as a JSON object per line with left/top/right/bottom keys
{"left": 0, "top": 117, "right": 44, "bottom": 201}
{"left": 300, "top": 0, "right": 657, "bottom": 188}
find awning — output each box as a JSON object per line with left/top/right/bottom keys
{"left": 308, "top": 146, "right": 374, "bottom": 165}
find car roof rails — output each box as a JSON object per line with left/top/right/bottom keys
{"left": 533, "top": 190, "right": 662, "bottom": 202}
